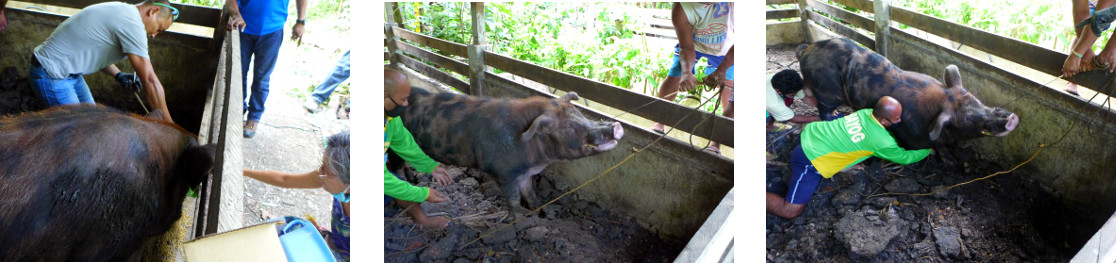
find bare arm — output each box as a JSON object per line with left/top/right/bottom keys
{"left": 100, "top": 64, "right": 121, "bottom": 76}
{"left": 672, "top": 3, "right": 698, "bottom": 92}
{"left": 127, "top": 54, "right": 174, "bottom": 123}
{"left": 225, "top": 0, "right": 246, "bottom": 31}
{"left": 290, "top": 0, "right": 308, "bottom": 45}
{"left": 243, "top": 169, "right": 323, "bottom": 189}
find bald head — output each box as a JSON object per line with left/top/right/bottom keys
{"left": 385, "top": 69, "right": 407, "bottom": 94}
{"left": 385, "top": 69, "right": 411, "bottom": 111}
{"left": 873, "top": 96, "right": 902, "bottom": 128}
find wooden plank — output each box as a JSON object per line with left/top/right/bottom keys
{"left": 872, "top": 0, "right": 890, "bottom": 56}
{"left": 806, "top": 0, "right": 875, "bottom": 32}
{"left": 398, "top": 54, "right": 471, "bottom": 94}
{"left": 392, "top": 26, "right": 469, "bottom": 58}
{"left": 396, "top": 41, "right": 470, "bottom": 77}
{"left": 767, "top": 0, "right": 797, "bottom": 5}
{"left": 22, "top": 0, "right": 221, "bottom": 28}
{"left": 11, "top": 8, "right": 212, "bottom": 48}
{"left": 483, "top": 51, "right": 734, "bottom": 147}
{"left": 830, "top": 0, "right": 873, "bottom": 13}
{"left": 887, "top": 6, "right": 1107, "bottom": 90}
{"left": 807, "top": 10, "right": 876, "bottom": 50}
{"left": 215, "top": 30, "right": 244, "bottom": 233}
{"left": 766, "top": 9, "right": 799, "bottom": 20}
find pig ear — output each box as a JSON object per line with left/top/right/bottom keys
{"left": 560, "top": 92, "right": 580, "bottom": 102}
{"left": 177, "top": 144, "right": 217, "bottom": 186}
{"left": 944, "top": 65, "right": 963, "bottom": 89}
{"left": 146, "top": 109, "right": 165, "bottom": 120}
{"left": 929, "top": 112, "right": 953, "bottom": 141}
{"left": 521, "top": 114, "right": 553, "bottom": 142}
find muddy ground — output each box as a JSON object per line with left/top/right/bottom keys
{"left": 765, "top": 44, "right": 1105, "bottom": 262}
{"left": 383, "top": 165, "right": 682, "bottom": 262}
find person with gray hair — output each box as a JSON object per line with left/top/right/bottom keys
{"left": 242, "top": 130, "right": 351, "bottom": 261}
{"left": 29, "top": 0, "right": 179, "bottom": 122}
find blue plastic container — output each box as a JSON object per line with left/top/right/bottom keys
{"left": 278, "top": 218, "right": 336, "bottom": 262}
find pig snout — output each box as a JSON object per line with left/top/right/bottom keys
{"left": 594, "top": 122, "right": 624, "bottom": 151}
{"left": 994, "top": 113, "right": 1019, "bottom": 137}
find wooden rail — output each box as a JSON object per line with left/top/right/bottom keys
{"left": 805, "top": 10, "right": 875, "bottom": 50}
{"left": 806, "top": 0, "right": 875, "bottom": 33}
{"left": 193, "top": 31, "right": 244, "bottom": 237}
{"left": 830, "top": 0, "right": 872, "bottom": 14}
{"left": 19, "top": 0, "right": 222, "bottom": 28}
{"left": 767, "top": 9, "right": 799, "bottom": 20}
{"left": 767, "top": 0, "right": 797, "bottom": 5}
{"left": 393, "top": 27, "right": 469, "bottom": 59}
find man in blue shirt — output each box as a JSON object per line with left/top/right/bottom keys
{"left": 226, "top": 0, "right": 307, "bottom": 138}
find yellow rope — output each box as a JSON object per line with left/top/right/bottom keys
{"left": 865, "top": 145, "right": 1044, "bottom": 198}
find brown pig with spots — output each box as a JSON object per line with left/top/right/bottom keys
{"left": 796, "top": 38, "right": 1019, "bottom": 149}
{"left": 393, "top": 88, "right": 624, "bottom": 216}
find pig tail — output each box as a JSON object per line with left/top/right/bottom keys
{"left": 325, "top": 130, "right": 351, "bottom": 185}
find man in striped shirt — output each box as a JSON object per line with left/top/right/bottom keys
{"left": 767, "top": 96, "right": 930, "bottom": 219}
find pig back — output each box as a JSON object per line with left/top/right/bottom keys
{"left": 0, "top": 104, "right": 214, "bottom": 261}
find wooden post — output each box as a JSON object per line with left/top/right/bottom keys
{"left": 797, "top": 0, "right": 811, "bottom": 43}
{"left": 874, "top": 0, "right": 890, "bottom": 57}
{"left": 385, "top": 2, "right": 400, "bottom": 66}
{"left": 468, "top": 2, "right": 488, "bottom": 96}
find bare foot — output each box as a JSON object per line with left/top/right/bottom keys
{"left": 650, "top": 122, "right": 665, "bottom": 134}
{"left": 415, "top": 215, "right": 449, "bottom": 229}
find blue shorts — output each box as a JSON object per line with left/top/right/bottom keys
{"left": 667, "top": 44, "right": 735, "bottom": 81}
{"left": 787, "top": 145, "right": 822, "bottom": 205}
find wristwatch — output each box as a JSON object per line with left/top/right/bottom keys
{"left": 296, "top": 19, "right": 306, "bottom": 25}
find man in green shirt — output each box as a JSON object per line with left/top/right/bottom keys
{"left": 767, "top": 96, "right": 931, "bottom": 219}
{"left": 384, "top": 68, "right": 453, "bottom": 229}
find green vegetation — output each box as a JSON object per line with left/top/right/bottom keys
{"left": 177, "top": 0, "right": 349, "bottom": 20}
{"left": 395, "top": 2, "right": 728, "bottom": 114}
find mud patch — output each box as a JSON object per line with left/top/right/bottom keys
{"left": 0, "top": 67, "right": 45, "bottom": 115}
{"left": 385, "top": 165, "right": 682, "bottom": 262}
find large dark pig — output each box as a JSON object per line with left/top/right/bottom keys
{"left": 396, "top": 88, "right": 624, "bottom": 215}
{"left": 0, "top": 104, "right": 215, "bottom": 261}
{"left": 796, "top": 38, "right": 1019, "bottom": 149}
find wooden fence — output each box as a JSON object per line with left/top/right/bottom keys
{"left": 384, "top": 3, "right": 734, "bottom": 148}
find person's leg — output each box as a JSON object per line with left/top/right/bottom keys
{"left": 73, "top": 75, "right": 94, "bottom": 104}
{"left": 0, "top": 0, "right": 9, "bottom": 33}
{"left": 29, "top": 66, "right": 80, "bottom": 106}
{"left": 767, "top": 146, "right": 820, "bottom": 219}
{"left": 246, "top": 30, "right": 284, "bottom": 122}
{"left": 395, "top": 199, "right": 449, "bottom": 229}
{"left": 240, "top": 31, "right": 256, "bottom": 114}
{"left": 310, "top": 50, "right": 351, "bottom": 104}
{"left": 652, "top": 47, "right": 685, "bottom": 133}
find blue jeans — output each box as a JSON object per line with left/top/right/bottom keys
{"left": 310, "top": 50, "right": 351, "bottom": 104}
{"left": 29, "top": 64, "right": 94, "bottom": 106}
{"left": 241, "top": 30, "right": 284, "bottom": 122}
{"left": 666, "top": 44, "right": 735, "bottom": 80}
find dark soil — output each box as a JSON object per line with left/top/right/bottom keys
{"left": 0, "top": 67, "right": 46, "bottom": 115}
{"left": 765, "top": 44, "right": 1105, "bottom": 262}
{"left": 384, "top": 165, "right": 682, "bottom": 263}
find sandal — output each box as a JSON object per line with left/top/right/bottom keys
{"left": 768, "top": 123, "right": 793, "bottom": 133}
{"left": 766, "top": 152, "right": 777, "bottom": 161}
{"left": 1066, "top": 83, "right": 1081, "bottom": 96}
{"left": 652, "top": 128, "right": 666, "bottom": 135}
{"left": 704, "top": 145, "right": 721, "bottom": 155}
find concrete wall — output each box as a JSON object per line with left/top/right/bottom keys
{"left": 396, "top": 66, "right": 734, "bottom": 241}
{"left": 0, "top": 9, "right": 217, "bottom": 133}
{"left": 767, "top": 21, "right": 805, "bottom": 45}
